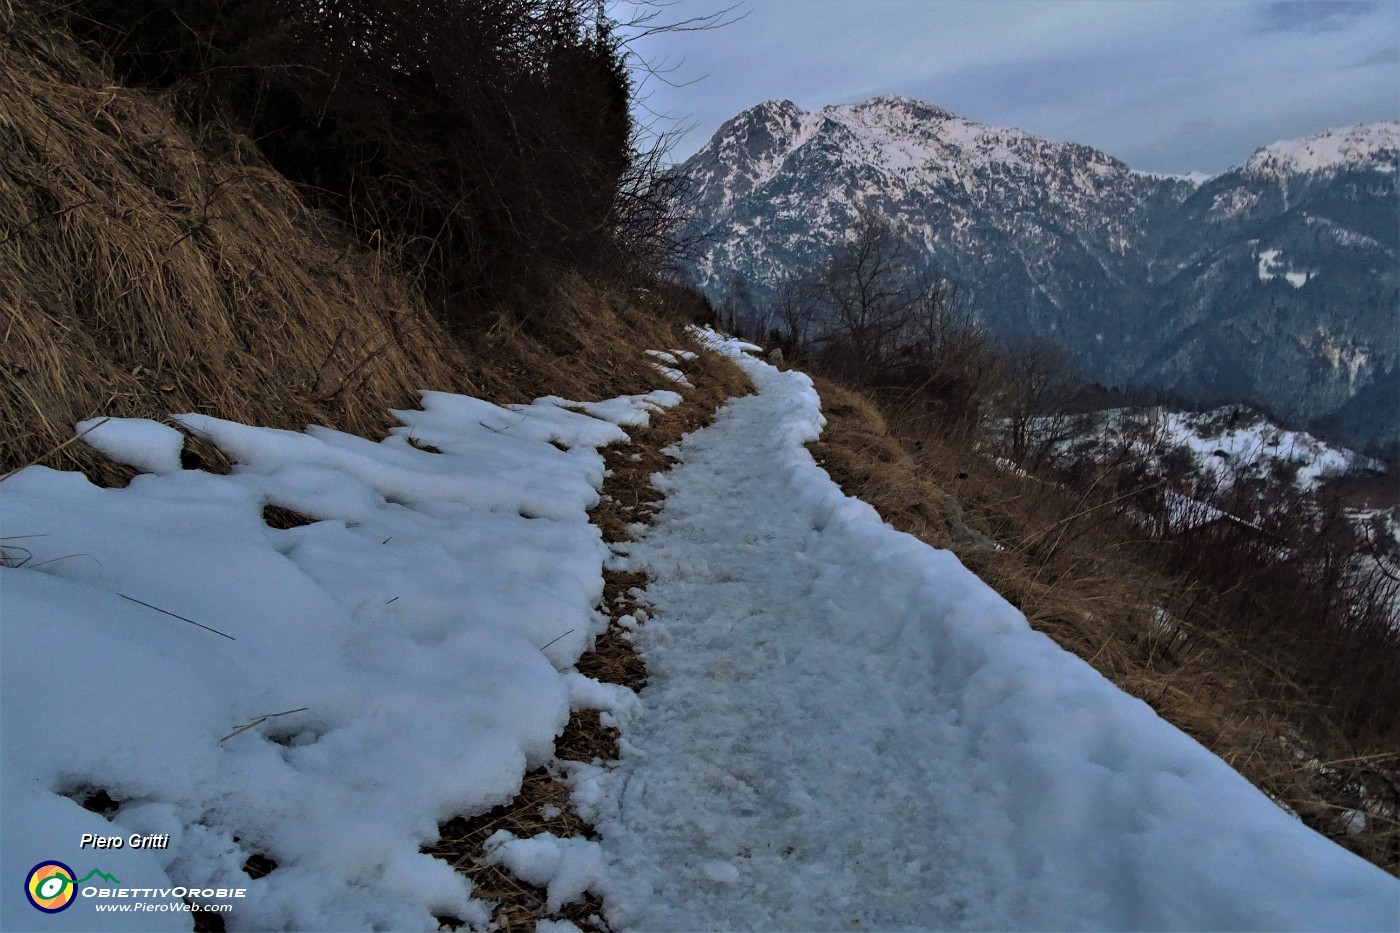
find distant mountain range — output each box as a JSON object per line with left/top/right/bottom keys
{"left": 672, "top": 96, "right": 1399, "bottom": 449}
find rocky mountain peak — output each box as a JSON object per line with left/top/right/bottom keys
{"left": 1243, "top": 122, "right": 1400, "bottom": 177}
{"left": 837, "top": 94, "right": 956, "bottom": 121}
{"left": 692, "top": 94, "right": 1140, "bottom": 191}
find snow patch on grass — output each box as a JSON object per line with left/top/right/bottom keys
{"left": 2, "top": 387, "right": 678, "bottom": 931}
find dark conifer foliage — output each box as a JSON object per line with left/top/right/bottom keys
{"left": 65, "top": 0, "right": 646, "bottom": 317}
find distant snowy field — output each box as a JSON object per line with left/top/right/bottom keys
{"left": 1026, "top": 404, "right": 1398, "bottom": 619}
{"left": 1044, "top": 405, "right": 1379, "bottom": 493}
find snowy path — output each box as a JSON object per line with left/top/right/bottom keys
{"left": 579, "top": 339, "right": 1399, "bottom": 931}
{"left": 3, "top": 335, "right": 1396, "bottom": 931}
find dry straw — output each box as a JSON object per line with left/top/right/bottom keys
{"left": 0, "top": 4, "right": 478, "bottom": 481}
{"left": 0, "top": 5, "right": 699, "bottom": 486}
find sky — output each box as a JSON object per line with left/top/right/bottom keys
{"left": 617, "top": 0, "right": 1399, "bottom": 174}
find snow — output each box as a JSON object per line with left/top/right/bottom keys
{"left": 532, "top": 391, "right": 682, "bottom": 429}
{"left": 698, "top": 860, "right": 740, "bottom": 884}
{"left": 6, "top": 335, "right": 1397, "bottom": 931}
{"left": 582, "top": 333, "right": 1398, "bottom": 931}
{"left": 75, "top": 417, "right": 186, "bottom": 475}
{"left": 819, "top": 97, "right": 1036, "bottom": 176}
{"left": 1340, "top": 810, "right": 1368, "bottom": 836}
{"left": 647, "top": 363, "right": 693, "bottom": 388}
{"left": 1162, "top": 489, "right": 1230, "bottom": 532}
{"left": 1246, "top": 122, "right": 1400, "bottom": 176}
{"left": 1258, "top": 247, "right": 1282, "bottom": 280}
{"left": 1132, "top": 168, "right": 1214, "bottom": 185}
{"left": 1210, "top": 185, "right": 1260, "bottom": 218}
{"left": 482, "top": 832, "right": 605, "bottom": 913}
{"left": 1257, "top": 248, "right": 1313, "bottom": 288}
{"left": 704, "top": 94, "right": 1129, "bottom": 205}
{"left": 2, "top": 385, "right": 679, "bottom": 931}
{"left": 536, "top": 920, "right": 582, "bottom": 933}
{"left": 1042, "top": 406, "right": 1374, "bottom": 495}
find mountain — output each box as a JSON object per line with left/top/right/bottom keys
{"left": 1142, "top": 124, "right": 1399, "bottom": 438}
{"left": 673, "top": 97, "right": 1399, "bottom": 448}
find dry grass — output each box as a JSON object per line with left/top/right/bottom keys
{"left": 557, "top": 709, "right": 623, "bottom": 764}
{"left": 0, "top": 4, "right": 480, "bottom": 483}
{"left": 809, "top": 375, "right": 1400, "bottom": 875}
{"left": 575, "top": 620, "right": 648, "bottom": 693}
{"left": 0, "top": 6, "right": 709, "bottom": 486}
{"left": 422, "top": 767, "right": 605, "bottom": 933}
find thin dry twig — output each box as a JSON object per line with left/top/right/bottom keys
{"left": 219, "top": 707, "right": 310, "bottom": 743}
{"left": 116, "top": 592, "right": 236, "bottom": 641}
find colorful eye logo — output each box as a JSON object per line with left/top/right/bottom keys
{"left": 25, "top": 861, "right": 77, "bottom": 913}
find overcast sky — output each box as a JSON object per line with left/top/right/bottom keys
{"left": 619, "top": 0, "right": 1399, "bottom": 174}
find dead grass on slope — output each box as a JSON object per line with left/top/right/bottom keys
{"left": 0, "top": 4, "right": 474, "bottom": 483}
{"left": 0, "top": 7, "right": 704, "bottom": 487}
{"left": 808, "top": 376, "right": 1399, "bottom": 876}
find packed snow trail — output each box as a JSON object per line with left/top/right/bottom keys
{"left": 577, "top": 337, "right": 1399, "bottom": 931}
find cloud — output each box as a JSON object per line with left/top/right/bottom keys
{"left": 624, "top": 0, "right": 1398, "bottom": 172}
{"left": 1355, "top": 47, "right": 1399, "bottom": 65}
{"left": 1255, "top": 1, "right": 1375, "bottom": 34}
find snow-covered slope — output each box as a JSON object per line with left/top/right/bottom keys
{"left": 711, "top": 95, "right": 1128, "bottom": 187}
{"left": 1047, "top": 405, "right": 1379, "bottom": 494}
{"left": 1, "top": 388, "right": 680, "bottom": 930}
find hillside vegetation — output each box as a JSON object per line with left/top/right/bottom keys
{"left": 1, "top": 6, "right": 736, "bottom": 926}
{"left": 1, "top": 0, "right": 703, "bottom": 485}
{"left": 1, "top": 7, "right": 1394, "bottom": 930}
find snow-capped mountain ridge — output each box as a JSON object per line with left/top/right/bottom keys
{"left": 707, "top": 97, "right": 1395, "bottom": 197}
{"left": 675, "top": 96, "right": 1399, "bottom": 449}
{"left": 719, "top": 95, "right": 1131, "bottom": 186}
{"left": 1244, "top": 122, "right": 1399, "bottom": 178}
